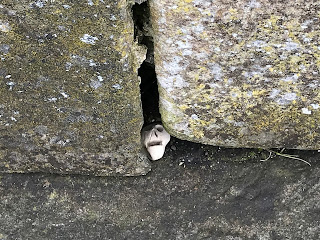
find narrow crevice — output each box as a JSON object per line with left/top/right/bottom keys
{"left": 132, "top": 1, "right": 161, "bottom": 127}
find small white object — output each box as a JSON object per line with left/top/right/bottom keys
{"left": 141, "top": 123, "right": 170, "bottom": 160}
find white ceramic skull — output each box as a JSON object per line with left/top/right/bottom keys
{"left": 141, "top": 123, "right": 171, "bottom": 160}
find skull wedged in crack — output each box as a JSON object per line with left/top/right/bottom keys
{"left": 141, "top": 122, "right": 170, "bottom": 160}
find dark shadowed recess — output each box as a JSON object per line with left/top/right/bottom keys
{"left": 132, "top": 1, "right": 161, "bottom": 126}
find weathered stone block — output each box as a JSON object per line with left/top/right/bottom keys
{"left": 150, "top": 0, "right": 320, "bottom": 149}
{"left": 0, "top": 1, "right": 150, "bottom": 175}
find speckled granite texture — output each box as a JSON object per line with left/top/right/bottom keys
{"left": 150, "top": 0, "right": 320, "bottom": 149}
{"left": 0, "top": 0, "right": 150, "bottom": 176}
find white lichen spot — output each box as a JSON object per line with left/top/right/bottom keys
{"left": 60, "top": 92, "right": 69, "bottom": 98}
{"left": 176, "top": 40, "right": 192, "bottom": 49}
{"left": 277, "top": 92, "right": 297, "bottom": 105}
{"left": 248, "top": 0, "right": 261, "bottom": 8}
{"left": 58, "top": 25, "right": 66, "bottom": 31}
{"left": 231, "top": 92, "right": 238, "bottom": 98}
{"left": 89, "top": 59, "right": 97, "bottom": 66}
{"left": 6, "top": 81, "right": 15, "bottom": 91}
{"left": 163, "top": 75, "right": 189, "bottom": 92}
{"left": 194, "top": 52, "right": 210, "bottom": 61}
{"left": 109, "top": 15, "right": 117, "bottom": 21}
{"left": 301, "top": 108, "right": 311, "bottom": 115}
{"left": 214, "top": 47, "right": 221, "bottom": 52}
{"left": 308, "top": 80, "right": 319, "bottom": 88}
{"left": 193, "top": 0, "right": 210, "bottom": 7}
{"left": 301, "top": 20, "right": 313, "bottom": 29}
{"left": 303, "top": 37, "right": 311, "bottom": 43}
{"left": 10, "top": 117, "right": 17, "bottom": 122}
{"left": 0, "top": 21, "right": 11, "bottom": 33}
{"left": 282, "top": 41, "right": 300, "bottom": 51}
{"left": 34, "top": 0, "right": 45, "bottom": 8}
{"left": 0, "top": 44, "right": 10, "bottom": 54}
{"left": 80, "top": 34, "right": 98, "bottom": 45}
{"left": 268, "top": 89, "right": 281, "bottom": 98}
{"left": 88, "top": 0, "right": 94, "bottom": 6}
{"left": 159, "top": 17, "right": 166, "bottom": 24}
{"left": 57, "top": 139, "right": 70, "bottom": 146}
{"left": 281, "top": 74, "right": 299, "bottom": 82}
{"left": 311, "top": 103, "right": 319, "bottom": 110}
{"left": 191, "top": 23, "right": 205, "bottom": 35}
{"left": 209, "top": 63, "right": 223, "bottom": 81}
{"left": 97, "top": 75, "right": 104, "bottom": 82}
{"left": 48, "top": 97, "right": 58, "bottom": 102}
{"left": 283, "top": 93, "right": 297, "bottom": 101}
{"left": 163, "top": 56, "right": 183, "bottom": 75}
{"left": 62, "top": 5, "right": 71, "bottom": 9}
{"left": 252, "top": 40, "right": 267, "bottom": 48}
{"left": 230, "top": 66, "right": 237, "bottom": 72}
{"left": 165, "top": 38, "right": 173, "bottom": 45}
{"left": 191, "top": 114, "right": 200, "bottom": 120}
{"left": 65, "top": 62, "right": 72, "bottom": 71}
{"left": 112, "top": 84, "right": 122, "bottom": 90}
{"left": 90, "top": 80, "right": 102, "bottom": 89}
{"left": 182, "top": 49, "right": 193, "bottom": 56}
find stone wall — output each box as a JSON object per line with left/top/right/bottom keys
{"left": 1, "top": 0, "right": 319, "bottom": 176}
{"left": 150, "top": 0, "right": 320, "bottom": 149}
{"left": 0, "top": 0, "right": 150, "bottom": 176}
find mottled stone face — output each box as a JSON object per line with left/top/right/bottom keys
{"left": 141, "top": 123, "right": 171, "bottom": 160}
{"left": 150, "top": 0, "right": 320, "bottom": 149}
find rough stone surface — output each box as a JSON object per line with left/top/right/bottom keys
{"left": 0, "top": 1, "right": 150, "bottom": 175}
{"left": 150, "top": 0, "right": 320, "bottom": 149}
{"left": 0, "top": 138, "right": 319, "bottom": 239}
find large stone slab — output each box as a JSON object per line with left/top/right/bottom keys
{"left": 150, "top": 0, "right": 320, "bottom": 149}
{"left": 0, "top": 139, "right": 320, "bottom": 239}
{"left": 0, "top": 1, "right": 150, "bottom": 175}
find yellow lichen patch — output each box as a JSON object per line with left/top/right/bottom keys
{"left": 173, "top": 0, "right": 196, "bottom": 13}
{"left": 269, "top": 15, "right": 281, "bottom": 27}
{"left": 252, "top": 89, "right": 268, "bottom": 97}
{"left": 197, "top": 83, "right": 205, "bottom": 90}
{"left": 228, "top": 8, "right": 239, "bottom": 21}
{"left": 49, "top": 190, "right": 58, "bottom": 200}
{"left": 263, "top": 45, "right": 276, "bottom": 54}
{"left": 189, "top": 118, "right": 208, "bottom": 139}
{"left": 179, "top": 104, "right": 189, "bottom": 111}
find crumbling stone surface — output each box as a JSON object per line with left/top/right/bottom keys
{"left": 0, "top": 138, "right": 319, "bottom": 239}
{"left": 0, "top": 1, "right": 150, "bottom": 176}
{"left": 150, "top": 0, "right": 320, "bottom": 149}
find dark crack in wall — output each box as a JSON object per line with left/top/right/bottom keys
{"left": 132, "top": 1, "right": 161, "bottom": 126}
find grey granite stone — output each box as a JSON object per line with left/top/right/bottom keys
{"left": 0, "top": 138, "right": 319, "bottom": 239}
{"left": 150, "top": 0, "right": 320, "bottom": 149}
{"left": 0, "top": 0, "right": 150, "bottom": 176}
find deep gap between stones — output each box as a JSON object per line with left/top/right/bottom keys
{"left": 132, "top": 1, "right": 161, "bottom": 127}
